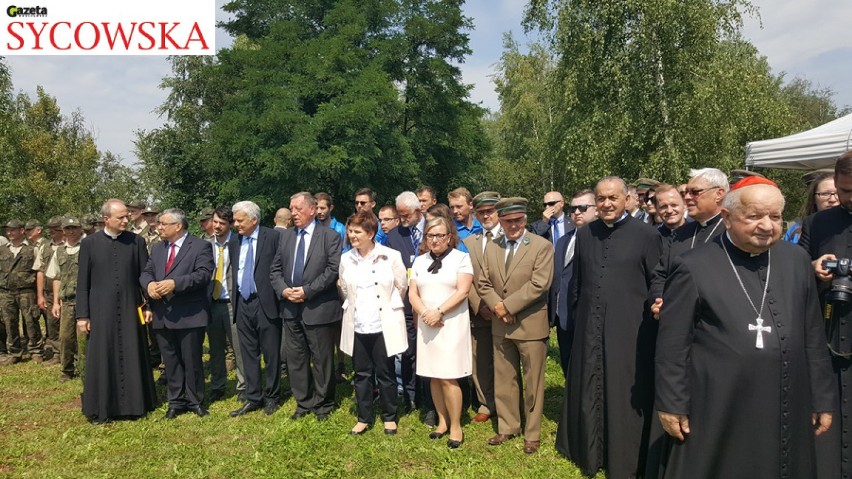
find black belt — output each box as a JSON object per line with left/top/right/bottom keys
{"left": 239, "top": 293, "right": 258, "bottom": 301}
{"left": 213, "top": 298, "right": 230, "bottom": 304}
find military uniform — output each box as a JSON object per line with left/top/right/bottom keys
{"left": 127, "top": 200, "right": 147, "bottom": 234}
{"left": 46, "top": 216, "right": 83, "bottom": 379}
{"left": 197, "top": 207, "right": 215, "bottom": 240}
{"left": 138, "top": 206, "right": 161, "bottom": 254}
{"left": 0, "top": 220, "right": 43, "bottom": 363}
{"left": 34, "top": 215, "right": 64, "bottom": 360}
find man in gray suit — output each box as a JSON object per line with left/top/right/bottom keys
{"left": 140, "top": 208, "right": 214, "bottom": 419}
{"left": 270, "top": 192, "right": 342, "bottom": 421}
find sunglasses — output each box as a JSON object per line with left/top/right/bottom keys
{"left": 543, "top": 201, "right": 561, "bottom": 207}
{"left": 569, "top": 205, "right": 594, "bottom": 213}
{"left": 682, "top": 187, "right": 720, "bottom": 197}
{"left": 354, "top": 201, "right": 370, "bottom": 206}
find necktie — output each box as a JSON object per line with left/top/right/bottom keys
{"left": 411, "top": 226, "right": 421, "bottom": 253}
{"left": 292, "top": 230, "right": 306, "bottom": 286}
{"left": 165, "top": 243, "right": 176, "bottom": 273}
{"left": 212, "top": 244, "right": 224, "bottom": 299}
{"left": 564, "top": 234, "right": 576, "bottom": 268}
{"left": 550, "top": 217, "right": 561, "bottom": 244}
{"left": 505, "top": 240, "right": 516, "bottom": 272}
{"left": 241, "top": 238, "right": 254, "bottom": 300}
{"left": 483, "top": 231, "right": 493, "bottom": 253}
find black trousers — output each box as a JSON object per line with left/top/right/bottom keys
{"left": 284, "top": 319, "right": 337, "bottom": 415}
{"left": 555, "top": 320, "right": 574, "bottom": 378}
{"left": 235, "top": 296, "right": 282, "bottom": 404}
{"left": 400, "top": 315, "right": 434, "bottom": 411}
{"left": 352, "top": 332, "right": 397, "bottom": 423}
{"left": 154, "top": 326, "right": 205, "bottom": 409}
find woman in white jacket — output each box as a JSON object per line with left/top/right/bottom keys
{"left": 338, "top": 211, "right": 408, "bottom": 435}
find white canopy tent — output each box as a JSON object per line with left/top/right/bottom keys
{"left": 745, "top": 113, "right": 852, "bottom": 170}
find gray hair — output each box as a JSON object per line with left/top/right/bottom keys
{"left": 395, "top": 191, "right": 420, "bottom": 211}
{"left": 101, "top": 198, "right": 126, "bottom": 218}
{"left": 290, "top": 192, "right": 317, "bottom": 207}
{"left": 232, "top": 201, "right": 261, "bottom": 221}
{"left": 722, "top": 185, "right": 785, "bottom": 212}
{"left": 596, "top": 176, "right": 629, "bottom": 195}
{"left": 689, "top": 168, "right": 730, "bottom": 193}
{"left": 160, "top": 208, "right": 189, "bottom": 230}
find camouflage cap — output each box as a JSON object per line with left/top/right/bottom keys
{"left": 5, "top": 219, "right": 24, "bottom": 229}
{"left": 197, "top": 207, "right": 215, "bottom": 221}
{"left": 62, "top": 216, "right": 82, "bottom": 229}
{"left": 127, "top": 200, "right": 146, "bottom": 210}
{"left": 634, "top": 178, "right": 661, "bottom": 189}
{"left": 46, "top": 215, "right": 64, "bottom": 229}
{"left": 495, "top": 197, "right": 529, "bottom": 217}
{"left": 81, "top": 213, "right": 97, "bottom": 228}
{"left": 24, "top": 219, "right": 42, "bottom": 230}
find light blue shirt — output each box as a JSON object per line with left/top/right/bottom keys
{"left": 237, "top": 226, "right": 259, "bottom": 293}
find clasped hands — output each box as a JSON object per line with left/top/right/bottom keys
{"left": 493, "top": 301, "right": 515, "bottom": 325}
{"left": 282, "top": 287, "right": 306, "bottom": 303}
{"left": 420, "top": 309, "right": 444, "bottom": 327}
{"left": 147, "top": 280, "right": 175, "bottom": 300}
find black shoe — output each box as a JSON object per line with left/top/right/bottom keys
{"left": 164, "top": 407, "right": 186, "bottom": 420}
{"left": 263, "top": 400, "right": 280, "bottom": 416}
{"left": 236, "top": 391, "right": 247, "bottom": 403}
{"left": 229, "top": 402, "right": 262, "bottom": 417}
{"left": 384, "top": 427, "right": 398, "bottom": 435}
{"left": 349, "top": 423, "right": 372, "bottom": 435}
{"left": 208, "top": 390, "right": 225, "bottom": 403}
{"left": 423, "top": 410, "right": 437, "bottom": 427}
{"left": 188, "top": 406, "right": 209, "bottom": 417}
{"left": 290, "top": 410, "right": 310, "bottom": 420}
{"left": 316, "top": 412, "right": 330, "bottom": 422}
{"left": 447, "top": 434, "right": 464, "bottom": 449}
{"left": 88, "top": 416, "right": 111, "bottom": 425}
{"left": 429, "top": 430, "right": 446, "bottom": 440}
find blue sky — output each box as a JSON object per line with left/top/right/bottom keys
{"left": 4, "top": 0, "right": 851, "bottom": 166}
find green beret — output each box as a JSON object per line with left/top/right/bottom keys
{"left": 62, "top": 216, "right": 82, "bottom": 229}
{"left": 24, "top": 219, "right": 42, "bottom": 230}
{"left": 46, "top": 216, "right": 64, "bottom": 229}
{"left": 5, "top": 219, "right": 24, "bottom": 228}
{"left": 495, "top": 197, "right": 528, "bottom": 217}
{"left": 472, "top": 191, "right": 501, "bottom": 208}
{"left": 197, "top": 207, "right": 215, "bottom": 221}
{"left": 127, "top": 200, "right": 146, "bottom": 209}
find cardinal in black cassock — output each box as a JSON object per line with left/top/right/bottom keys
{"left": 556, "top": 177, "right": 663, "bottom": 478}
{"left": 76, "top": 202, "right": 157, "bottom": 423}
{"left": 654, "top": 181, "right": 835, "bottom": 479}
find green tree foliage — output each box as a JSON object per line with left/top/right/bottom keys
{"left": 0, "top": 60, "right": 143, "bottom": 221}
{"left": 138, "top": 0, "right": 488, "bottom": 219}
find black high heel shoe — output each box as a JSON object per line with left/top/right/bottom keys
{"left": 447, "top": 434, "right": 464, "bottom": 449}
{"left": 429, "top": 430, "right": 446, "bottom": 440}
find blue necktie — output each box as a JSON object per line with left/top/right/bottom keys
{"left": 292, "top": 229, "right": 306, "bottom": 286}
{"left": 241, "top": 237, "right": 255, "bottom": 300}
{"left": 550, "top": 217, "right": 561, "bottom": 244}
{"left": 411, "top": 226, "right": 421, "bottom": 253}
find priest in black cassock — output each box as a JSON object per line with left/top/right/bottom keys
{"left": 655, "top": 179, "right": 835, "bottom": 479}
{"left": 800, "top": 151, "right": 852, "bottom": 478}
{"left": 76, "top": 199, "right": 157, "bottom": 424}
{"left": 555, "top": 176, "right": 663, "bottom": 478}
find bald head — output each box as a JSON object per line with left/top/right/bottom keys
{"left": 722, "top": 184, "right": 785, "bottom": 255}
{"left": 274, "top": 207, "right": 293, "bottom": 228}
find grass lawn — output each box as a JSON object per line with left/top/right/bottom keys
{"left": 0, "top": 333, "right": 600, "bottom": 478}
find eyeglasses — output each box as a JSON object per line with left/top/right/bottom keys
{"left": 426, "top": 233, "right": 448, "bottom": 241}
{"left": 355, "top": 201, "right": 370, "bottom": 206}
{"left": 815, "top": 191, "right": 838, "bottom": 199}
{"left": 543, "top": 200, "right": 561, "bottom": 207}
{"left": 379, "top": 217, "right": 398, "bottom": 223}
{"left": 569, "top": 205, "right": 594, "bottom": 213}
{"left": 157, "top": 221, "right": 178, "bottom": 227}
{"left": 682, "top": 187, "right": 720, "bottom": 198}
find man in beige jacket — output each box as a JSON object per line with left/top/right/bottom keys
{"left": 476, "top": 197, "right": 553, "bottom": 454}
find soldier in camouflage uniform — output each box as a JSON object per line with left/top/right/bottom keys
{"left": 197, "top": 207, "right": 215, "bottom": 240}
{"left": 138, "top": 206, "right": 161, "bottom": 254}
{"left": 35, "top": 216, "right": 64, "bottom": 363}
{"left": 0, "top": 220, "right": 43, "bottom": 365}
{"left": 127, "top": 200, "right": 147, "bottom": 234}
{"left": 47, "top": 216, "right": 84, "bottom": 380}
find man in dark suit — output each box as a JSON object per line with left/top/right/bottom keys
{"left": 228, "top": 201, "right": 283, "bottom": 417}
{"left": 528, "top": 191, "right": 567, "bottom": 246}
{"left": 548, "top": 189, "right": 594, "bottom": 377}
{"left": 270, "top": 192, "right": 342, "bottom": 420}
{"left": 140, "top": 208, "right": 214, "bottom": 419}
{"left": 385, "top": 190, "right": 436, "bottom": 425}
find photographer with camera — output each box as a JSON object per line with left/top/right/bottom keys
{"left": 800, "top": 150, "right": 852, "bottom": 479}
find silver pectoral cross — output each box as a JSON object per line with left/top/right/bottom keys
{"left": 748, "top": 317, "right": 772, "bottom": 349}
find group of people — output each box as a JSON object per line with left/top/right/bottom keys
{"left": 3, "top": 154, "right": 852, "bottom": 477}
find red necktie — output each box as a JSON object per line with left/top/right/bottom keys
{"left": 165, "top": 243, "right": 176, "bottom": 273}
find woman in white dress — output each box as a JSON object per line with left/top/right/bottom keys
{"left": 409, "top": 216, "right": 473, "bottom": 448}
{"left": 338, "top": 212, "right": 409, "bottom": 436}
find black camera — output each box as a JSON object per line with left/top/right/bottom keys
{"left": 823, "top": 258, "right": 852, "bottom": 303}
